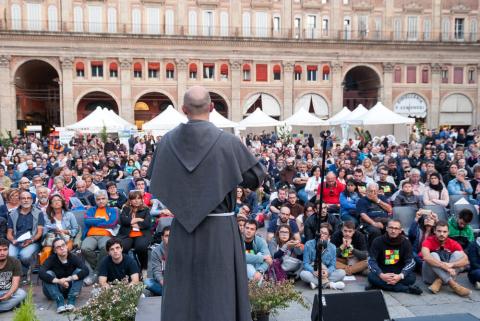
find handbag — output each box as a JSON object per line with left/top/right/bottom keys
{"left": 281, "top": 255, "right": 302, "bottom": 272}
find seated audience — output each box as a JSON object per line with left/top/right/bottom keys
{"left": 408, "top": 210, "right": 438, "bottom": 269}
{"left": 304, "top": 203, "right": 341, "bottom": 242}
{"left": 145, "top": 226, "right": 169, "bottom": 296}
{"left": 376, "top": 167, "right": 397, "bottom": 199}
{"left": 244, "top": 219, "right": 272, "bottom": 281}
{"left": 467, "top": 236, "right": 480, "bottom": 288}
{"left": 339, "top": 179, "right": 360, "bottom": 225}
{"left": 448, "top": 169, "right": 474, "bottom": 203}
{"left": 71, "top": 180, "right": 96, "bottom": 209}
{"left": 331, "top": 221, "right": 368, "bottom": 275}
{"left": 39, "top": 238, "right": 89, "bottom": 313}
{"left": 393, "top": 181, "right": 423, "bottom": 209}
{"left": 267, "top": 224, "right": 304, "bottom": 276}
{"left": 448, "top": 209, "right": 475, "bottom": 249}
{"left": 267, "top": 206, "right": 301, "bottom": 242}
{"left": 98, "top": 238, "right": 140, "bottom": 287}
{"left": 0, "top": 238, "right": 26, "bottom": 312}
{"left": 423, "top": 173, "right": 449, "bottom": 207}
{"left": 106, "top": 181, "right": 127, "bottom": 210}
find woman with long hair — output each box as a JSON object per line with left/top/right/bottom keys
{"left": 305, "top": 166, "right": 322, "bottom": 202}
{"left": 362, "top": 158, "right": 375, "bottom": 179}
{"left": 0, "top": 188, "right": 20, "bottom": 219}
{"left": 267, "top": 224, "right": 304, "bottom": 276}
{"left": 118, "top": 190, "right": 152, "bottom": 277}
{"left": 234, "top": 187, "right": 246, "bottom": 215}
{"left": 423, "top": 172, "right": 449, "bottom": 207}
{"left": 339, "top": 179, "right": 360, "bottom": 225}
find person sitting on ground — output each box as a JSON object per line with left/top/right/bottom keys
{"left": 269, "top": 187, "right": 288, "bottom": 220}
{"left": 443, "top": 163, "right": 458, "bottom": 186}
{"left": 267, "top": 224, "right": 304, "bottom": 276}
{"left": 421, "top": 220, "right": 471, "bottom": 297}
{"left": 145, "top": 226, "right": 169, "bottom": 296}
{"left": 304, "top": 202, "right": 341, "bottom": 242}
{"left": 6, "top": 191, "right": 44, "bottom": 276}
{"left": 267, "top": 206, "right": 301, "bottom": 242}
{"left": 376, "top": 166, "right": 397, "bottom": 200}
{"left": 106, "top": 181, "right": 127, "bottom": 210}
{"left": 244, "top": 219, "right": 272, "bottom": 281}
{"left": 304, "top": 166, "right": 322, "bottom": 202}
{"left": 118, "top": 190, "right": 151, "bottom": 278}
{"left": 134, "top": 178, "right": 153, "bottom": 207}
{"left": 293, "top": 161, "right": 310, "bottom": 204}
{"left": 18, "top": 177, "right": 36, "bottom": 203}
{"left": 316, "top": 171, "right": 345, "bottom": 207}
{"left": 357, "top": 182, "right": 392, "bottom": 246}
{"left": 81, "top": 190, "right": 119, "bottom": 286}
{"left": 0, "top": 165, "right": 12, "bottom": 194}
{"left": 300, "top": 223, "right": 346, "bottom": 290}
{"left": 39, "top": 194, "right": 79, "bottom": 265}
{"left": 448, "top": 208, "right": 475, "bottom": 250}
{"left": 98, "top": 237, "right": 140, "bottom": 287}
{"left": 470, "top": 165, "right": 480, "bottom": 200}
{"left": 339, "top": 179, "right": 361, "bottom": 225}
{"left": 0, "top": 238, "right": 26, "bottom": 312}
{"left": 367, "top": 219, "right": 422, "bottom": 295}
{"left": 284, "top": 190, "right": 305, "bottom": 220}
{"left": 467, "top": 236, "right": 480, "bottom": 289}
{"left": 352, "top": 168, "right": 374, "bottom": 197}
{"left": 423, "top": 172, "right": 449, "bottom": 207}
{"left": 393, "top": 181, "right": 423, "bottom": 209}
{"left": 279, "top": 158, "right": 297, "bottom": 187}
{"left": 39, "top": 238, "right": 89, "bottom": 314}
{"left": 51, "top": 176, "right": 75, "bottom": 207}
{"left": 0, "top": 189, "right": 20, "bottom": 219}
{"left": 83, "top": 174, "right": 100, "bottom": 194}
{"left": 35, "top": 186, "right": 50, "bottom": 214}
{"left": 448, "top": 169, "right": 474, "bottom": 203}
{"left": 408, "top": 210, "right": 438, "bottom": 270}
{"left": 331, "top": 221, "right": 368, "bottom": 276}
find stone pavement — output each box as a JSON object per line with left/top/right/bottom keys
{"left": 0, "top": 272, "right": 479, "bottom": 321}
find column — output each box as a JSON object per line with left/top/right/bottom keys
{"left": 430, "top": 63, "right": 442, "bottom": 129}
{"left": 119, "top": 58, "right": 134, "bottom": 123}
{"left": 283, "top": 0, "right": 292, "bottom": 37}
{"left": 60, "top": 57, "right": 75, "bottom": 126}
{"left": 432, "top": 0, "right": 442, "bottom": 41}
{"left": 382, "top": 62, "right": 394, "bottom": 108}
{"left": 61, "top": 0, "right": 73, "bottom": 31}
{"left": 331, "top": 61, "right": 343, "bottom": 116}
{"left": 230, "top": 60, "right": 242, "bottom": 121}
{"left": 118, "top": 0, "right": 130, "bottom": 33}
{"left": 176, "top": 0, "right": 186, "bottom": 35}
{"left": 331, "top": 0, "right": 340, "bottom": 39}
{"left": 231, "top": 1, "right": 242, "bottom": 36}
{"left": 0, "top": 55, "right": 15, "bottom": 134}
{"left": 282, "top": 61, "right": 294, "bottom": 118}
{"left": 176, "top": 58, "right": 188, "bottom": 109}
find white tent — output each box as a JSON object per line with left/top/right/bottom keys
{"left": 342, "top": 104, "right": 369, "bottom": 125}
{"left": 348, "top": 102, "right": 415, "bottom": 125}
{"left": 327, "top": 107, "right": 351, "bottom": 125}
{"left": 209, "top": 108, "right": 239, "bottom": 128}
{"left": 142, "top": 105, "right": 187, "bottom": 133}
{"left": 238, "top": 108, "right": 281, "bottom": 128}
{"left": 66, "top": 107, "right": 136, "bottom": 133}
{"left": 284, "top": 108, "right": 329, "bottom": 126}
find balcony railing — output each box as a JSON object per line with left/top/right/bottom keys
{"left": 0, "top": 19, "right": 478, "bottom": 44}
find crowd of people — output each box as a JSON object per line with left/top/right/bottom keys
{"left": 0, "top": 125, "right": 479, "bottom": 314}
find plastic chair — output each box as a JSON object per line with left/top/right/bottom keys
{"left": 448, "top": 195, "right": 467, "bottom": 209}
{"left": 392, "top": 206, "right": 418, "bottom": 233}
{"left": 422, "top": 205, "right": 449, "bottom": 221}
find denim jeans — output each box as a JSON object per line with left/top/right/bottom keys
{"left": 144, "top": 278, "right": 163, "bottom": 296}
{"left": 0, "top": 289, "right": 27, "bottom": 312}
{"left": 368, "top": 272, "right": 416, "bottom": 293}
{"left": 42, "top": 269, "right": 83, "bottom": 307}
{"left": 9, "top": 242, "right": 41, "bottom": 272}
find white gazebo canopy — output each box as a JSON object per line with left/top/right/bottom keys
{"left": 327, "top": 107, "right": 351, "bottom": 125}
{"left": 142, "top": 105, "right": 187, "bottom": 133}
{"left": 66, "top": 107, "right": 136, "bottom": 133}
{"left": 341, "top": 104, "right": 369, "bottom": 125}
{"left": 284, "top": 107, "right": 329, "bottom": 126}
{"left": 348, "top": 102, "right": 415, "bottom": 125}
{"left": 209, "top": 108, "right": 239, "bottom": 128}
{"left": 238, "top": 108, "right": 281, "bottom": 128}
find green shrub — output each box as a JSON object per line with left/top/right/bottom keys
{"left": 13, "top": 287, "right": 39, "bottom": 321}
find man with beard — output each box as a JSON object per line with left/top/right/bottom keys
{"left": 279, "top": 158, "right": 297, "bottom": 187}
{"left": 35, "top": 186, "right": 50, "bottom": 214}
{"left": 0, "top": 238, "right": 26, "bottom": 312}
{"left": 367, "top": 220, "right": 421, "bottom": 295}
{"left": 267, "top": 206, "right": 301, "bottom": 242}
{"left": 148, "top": 86, "right": 265, "bottom": 321}
{"left": 304, "top": 203, "right": 341, "bottom": 242}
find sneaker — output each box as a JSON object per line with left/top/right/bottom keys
{"left": 407, "top": 285, "right": 423, "bottom": 295}
{"left": 65, "top": 304, "right": 75, "bottom": 312}
{"left": 329, "top": 281, "right": 345, "bottom": 290}
{"left": 428, "top": 278, "right": 443, "bottom": 294}
{"left": 449, "top": 280, "right": 472, "bottom": 297}
{"left": 475, "top": 281, "right": 480, "bottom": 290}
{"left": 310, "top": 282, "right": 318, "bottom": 290}
{"left": 56, "top": 305, "right": 67, "bottom": 314}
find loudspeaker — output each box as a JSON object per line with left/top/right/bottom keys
{"left": 395, "top": 314, "right": 480, "bottom": 321}
{"left": 311, "top": 290, "right": 390, "bottom": 321}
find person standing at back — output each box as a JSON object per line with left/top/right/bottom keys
{"left": 148, "top": 86, "right": 266, "bottom": 321}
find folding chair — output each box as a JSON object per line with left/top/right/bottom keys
{"left": 422, "top": 205, "right": 449, "bottom": 221}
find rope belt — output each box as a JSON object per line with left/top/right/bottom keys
{"left": 207, "top": 212, "right": 235, "bottom": 217}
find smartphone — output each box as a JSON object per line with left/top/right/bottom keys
{"left": 419, "top": 209, "right": 433, "bottom": 216}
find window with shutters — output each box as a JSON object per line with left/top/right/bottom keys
{"left": 148, "top": 63, "right": 159, "bottom": 78}
{"left": 88, "top": 5, "right": 103, "bottom": 33}
{"left": 294, "top": 17, "right": 301, "bottom": 39}
{"left": 76, "top": 62, "right": 85, "bottom": 77}
{"left": 243, "top": 12, "right": 251, "bottom": 37}
{"left": 91, "top": 62, "right": 103, "bottom": 78}
{"left": 11, "top": 4, "right": 22, "bottom": 30}
{"left": 471, "top": 19, "right": 478, "bottom": 42}
{"left": 166, "top": 64, "right": 175, "bottom": 79}
{"left": 48, "top": 5, "right": 58, "bottom": 32}
{"left": 322, "top": 17, "right": 329, "bottom": 37}
{"left": 358, "top": 15, "right": 368, "bottom": 38}
{"left": 422, "top": 69, "right": 429, "bottom": 83}
{"left": 243, "top": 64, "right": 251, "bottom": 81}
{"left": 256, "top": 64, "right": 267, "bottom": 82}
{"left": 107, "top": 7, "right": 117, "bottom": 33}
{"left": 343, "top": 18, "right": 351, "bottom": 40}
{"left": 468, "top": 69, "right": 475, "bottom": 83}
{"left": 220, "top": 12, "right": 228, "bottom": 36}
{"left": 203, "top": 11, "right": 214, "bottom": 36}
{"left": 442, "top": 18, "right": 450, "bottom": 41}
{"left": 109, "top": 63, "right": 118, "bottom": 78}
{"left": 406, "top": 66, "right": 416, "bottom": 83}
{"left": 374, "top": 17, "right": 381, "bottom": 40}
{"left": 322, "top": 65, "right": 330, "bottom": 80}
{"left": 307, "top": 15, "right": 316, "bottom": 39}
{"left": 165, "top": 9, "right": 174, "bottom": 35}
{"left": 441, "top": 69, "right": 448, "bottom": 83}
{"left": 407, "top": 16, "right": 418, "bottom": 40}
{"left": 423, "top": 18, "right": 431, "bottom": 40}
{"left": 26, "top": 3, "right": 42, "bottom": 31}
{"left": 294, "top": 65, "right": 302, "bottom": 81}
{"left": 146, "top": 7, "right": 160, "bottom": 35}
{"left": 189, "top": 11, "right": 197, "bottom": 36}
{"left": 273, "top": 65, "right": 281, "bottom": 80}
{"left": 134, "top": 63, "right": 143, "bottom": 79}
{"left": 455, "top": 18, "right": 464, "bottom": 40}
{"left": 273, "top": 16, "right": 280, "bottom": 32}
{"left": 256, "top": 12, "right": 268, "bottom": 37}
{"left": 454, "top": 67, "right": 463, "bottom": 84}
{"left": 132, "top": 8, "right": 141, "bottom": 33}
{"left": 307, "top": 66, "right": 317, "bottom": 81}
{"left": 189, "top": 64, "right": 197, "bottom": 79}
{"left": 394, "top": 68, "right": 401, "bottom": 83}
{"left": 74, "top": 6, "right": 83, "bottom": 32}
{"left": 203, "top": 64, "right": 215, "bottom": 79}
{"left": 393, "top": 18, "right": 401, "bottom": 40}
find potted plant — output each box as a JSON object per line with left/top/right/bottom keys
{"left": 73, "top": 279, "right": 144, "bottom": 321}
{"left": 249, "top": 279, "right": 309, "bottom": 321}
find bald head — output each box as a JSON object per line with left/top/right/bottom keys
{"left": 183, "top": 86, "right": 212, "bottom": 117}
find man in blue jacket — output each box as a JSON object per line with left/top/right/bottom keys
{"left": 243, "top": 220, "right": 272, "bottom": 281}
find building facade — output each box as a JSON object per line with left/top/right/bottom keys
{"left": 0, "top": 0, "right": 479, "bottom": 134}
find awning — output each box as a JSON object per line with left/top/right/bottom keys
{"left": 133, "top": 63, "right": 142, "bottom": 72}
{"left": 323, "top": 65, "right": 330, "bottom": 74}
{"left": 166, "top": 63, "right": 174, "bottom": 71}
{"left": 243, "top": 64, "right": 251, "bottom": 71}
{"left": 220, "top": 64, "right": 228, "bottom": 75}
{"left": 294, "top": 65, "right": 302, "bottom": 73}
{"left": 109, "top": 62, "right": 118, "bottom": 71}
{"left": 148, "top": 63, "right": 160, "bottom": 70}
{"left": 273, "top": 65, "right": 281, "bottom": 73}
{"left": 307, "top": 65, "right": 317, "bottom": 71}
{"left": 91, "top": 61, "right": 103, "bottom": 67}
{"left": 203, "top": 63, "right": 215, "bottom": 68}
{"left": 189, "top": 63, "right": 197, "bottom": 72}
{"left": 75, "top": 62, "right": 85, "bottom": 70}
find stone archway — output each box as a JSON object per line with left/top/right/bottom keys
{"left": 76, "top": 91, "right": 119, "bottom": 120}
{"left": 243, "top": 93, "right": 281, "bottom": 120}
{"left": 14, "top": 59, "right": 60, "bottom": 134}
{"left": 209, "top": 92, "right": 229, "bottom": 118}
{"left": 343, "top": 66, "right": 381, "bottom": 110}
{"left": 134, "top": 92, "right": 174, "bottom": 129}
